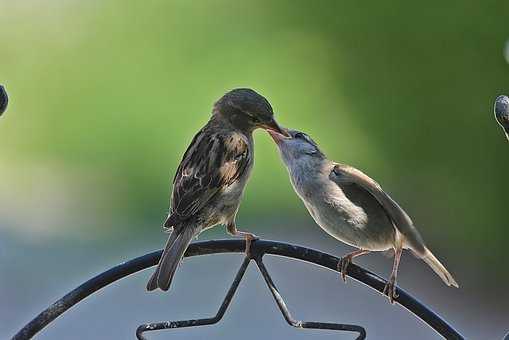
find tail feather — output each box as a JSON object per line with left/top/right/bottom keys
{"left": 422, "top": 249, "right": 459, "bottom": 288}
{"left": 157, "top": 227, "right": 196, "bottom": 291}
{"left": 146, "top": 226, "right": 196, "bottom": 292}
{"left": 146, "top": 229, "right": 180, "bottom": 291}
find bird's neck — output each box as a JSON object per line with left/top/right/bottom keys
{"left": 288, "top": 156, "right": 329, "bottom": 185}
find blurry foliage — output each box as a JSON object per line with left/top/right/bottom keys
{"left": 0, "top": 1, "right": 508, "bottom": 265}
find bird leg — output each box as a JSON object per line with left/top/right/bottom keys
{"left": 383, "top": 246, "right": 402, "bottom": 304}
{"left": 226, "top": 222, "right": 258, "bottom": 256}
{"left": 338, "top": 249, "right": 370, "bottom": 282}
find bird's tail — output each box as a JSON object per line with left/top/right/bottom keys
{"left": 422, "top": 248, "right": 459, "bottom": 288}
{"left": 146, "top": 226, "right": 197, "bottom": 291}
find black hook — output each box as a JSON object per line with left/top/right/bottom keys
{"left": 494, "top": 95, "right": 509, "bottom": 141}
{"left": 0, "top": 85, "right": 8, "bottom": 116}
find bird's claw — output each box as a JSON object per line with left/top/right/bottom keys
{"left": 244, "top": 233, "right": 259, "bottom": 257}
{"left": 383, "top": 278, "right": 398, "bottom": 304}
{"left": 337, "top": 257, "right": 351, "bottom": 283}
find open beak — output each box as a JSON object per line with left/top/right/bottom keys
{"left": 261, "top": 117, "right": 290, "bottom": 137}
{"left": 268, "top": 129, "right": 287, "bottom": 144}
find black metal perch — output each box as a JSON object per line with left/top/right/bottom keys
{"left": 12, "top": 239, "right": 464, "bottom": 340}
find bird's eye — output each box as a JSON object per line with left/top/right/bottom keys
{"left": 246, "top": 112, "right": 259, "bottom": 122}
{"left": 294, "top": 132, "right": 306, "bottom": 139}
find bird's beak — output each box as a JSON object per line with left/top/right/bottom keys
{"left": 260, "top": 117, "right": 290, "bottom": 137}
{"left": 267, "top": 125, "right": 292, "bottom": 145}
{"left": 268, "top": 129, "right": 287, "bottom": 144}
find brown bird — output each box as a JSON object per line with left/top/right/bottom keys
{"left": 147, "top": 88, "right": 288, "bottom": 291}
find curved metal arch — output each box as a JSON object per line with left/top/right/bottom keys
{"left": 12, "top": 239, "right": 464, "bottom": 340}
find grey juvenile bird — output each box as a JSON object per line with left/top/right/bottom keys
{"left": 269, "top": 129, "right": 458, "bottom": 302}
{"left": 147, "top": 88, "right": 288, "bottom": 291}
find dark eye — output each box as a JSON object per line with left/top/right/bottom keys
{"left": 246, "top": 112, "right": 260, "bottom": 122}
{"left": 294, "top": 132, "right": 306, "bottom": 139}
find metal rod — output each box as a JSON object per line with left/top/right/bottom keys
{"left": 136, "top": 257, "right": 251, "bottom": 340}
{"left": 12, "top": 239, "right": 464, "bottom": 340}
{"left": 255, "top": 256, "right": 366, "bottom": 339}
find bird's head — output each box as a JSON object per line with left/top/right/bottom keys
{"left": 268, "top": 128, "right": 324, "bottom": 166}
{"left": 213, "top": 88, "right": 289, "bottom": 136}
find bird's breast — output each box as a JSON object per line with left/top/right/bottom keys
{"left": 286, "top": 162, "right": 395, "bottom": 251}
{"left": 214, "top": 161, "right": 253, "bottom": 220}
{"left": 307, "top": 181, "right": 368, "bottom": 227}
{"left": 292, "top": 176, "right": 379, "bottom": 246}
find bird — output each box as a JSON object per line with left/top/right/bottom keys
{"left": 0, "top": 85, "right": 8, "bottom": 116}
{"left": 146, "top": 88, "right": 289, "bottom": 292}
{"left": 494, "top": 95, "right": 509, "bottom": 141}
{"left": 268, "top": 128, "right": 458, "bottom": 303}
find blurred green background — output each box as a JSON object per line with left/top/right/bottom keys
{"left": 1, "top": 1, "right": 509, "bottom": 339}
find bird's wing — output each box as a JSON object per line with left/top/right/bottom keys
{"left": 330, "top": 163, "right": 426, "bottom": 254}
{"left": 166, "top": 127, "right": 250, "bottom": 226}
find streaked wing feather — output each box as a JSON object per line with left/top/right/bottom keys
{"left": 169, "top": 128, "right": 250, "bottom": 223}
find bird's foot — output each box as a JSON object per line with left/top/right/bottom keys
{"left": 243, "top": 232, "right": 259, "bottom": 257}
{"left": 336, "top": 249, "right": 370, "bottom": 283}
{"left": 337, "top": 256, "right": 352, "bottom": 283}
{"left": 226, "top": 223, "right": 259, "bottom": 257}
{"left": 383, "top": 277, "right": 398, "bottom": 304}
{"left": 228, "top": 229, "right": 259, "bottom": 257}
